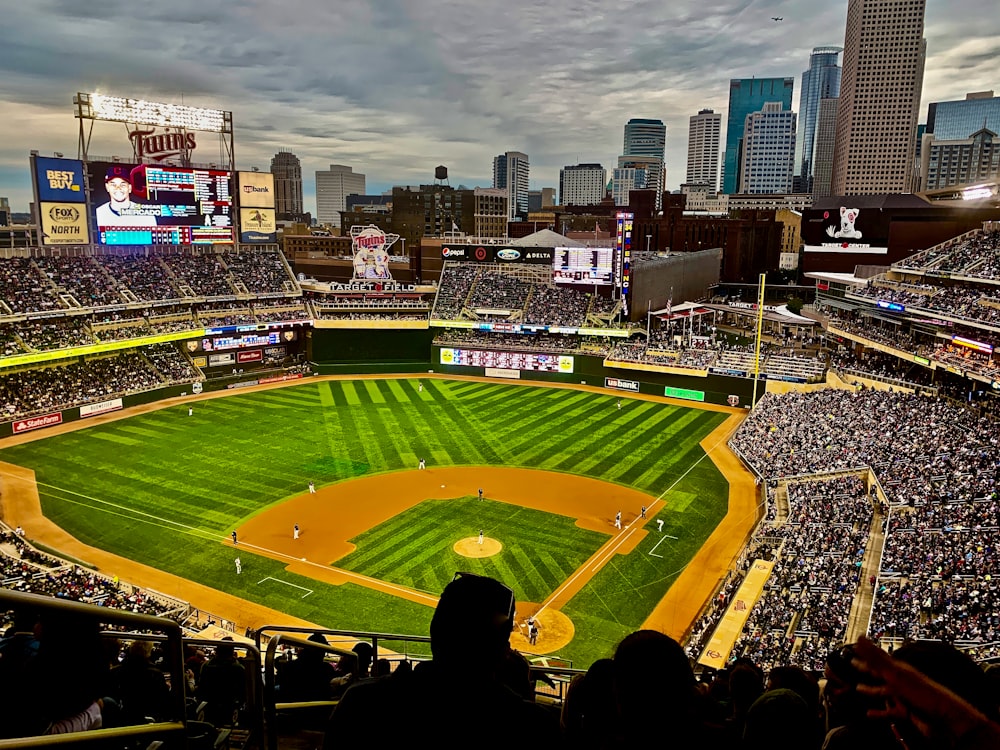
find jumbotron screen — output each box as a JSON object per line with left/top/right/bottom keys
{"left": 552, "top": 246, "right": 616, "bottom": 285}
{"left": 88, "top": 161, "right": 233, "bottom": 245}
{"left": 440, "top": 348, "right": 574, "bottom": 373}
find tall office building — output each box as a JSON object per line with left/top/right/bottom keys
{"left": 832, "top": 0, "right": 927, "bottom": 195}
{"left": 270, "top": 150, "right": 303, "bottom": 216}
{"left": 623, "top": 118, "right": 666, "bottom": 209}
{"left": 686, "top": 109, "right": 722, "bottom": 192}
{"left": 795, "top": 47, "right": 842, "bottom": 193}
{"left": 315, "top": 165, "right": 366, "bottom": 227}
{"left": 926, "top": 91, "right": 1000, "bottom": 139}
{"left": 921, "top": 129, "right": 1000, "bottom": 190}
{"left": 723, "top": 78, "right": 794, "bottom": 194}
{"left": 559, "top": 163, "right": 607, "bottom": 206}
{"left": 611, "top": 165, "right": 648, "bottom": 207}
{"left": 616, "top": 155, "right": 663, "bottom": 208}
{"left": 740, "top": 103, "right": 797, "bottom": 194}
{"left": 493, "top": 151, "right": 530, "bottom": 220}
{"left": 812, "top": 98, "right": 840, "bottom": 197}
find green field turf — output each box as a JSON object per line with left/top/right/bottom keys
{"left": 335, "top": 496, "right": 609, "bottom": 603}
{"left": 0, "top": 378, "right": 730, "bottom": 667}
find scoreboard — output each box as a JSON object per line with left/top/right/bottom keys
{"left": 552, "top": 247, "right": 616, "bottom": 286}
{"left": 440, "top": 348, "right": 574, "bottom": 373}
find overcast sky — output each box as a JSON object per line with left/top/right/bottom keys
{"left": 1, "top": 0, "right": 997, "bottom": 215}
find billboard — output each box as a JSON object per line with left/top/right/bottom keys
{"left": 239, "top": 208, "right": 277, "bottom": 243}
{"left": 88, "top": 161, "right": 233, "bottom": 245}
{"left": 802, "top": 206, "right": 889, "bottom": 254}
{"left": 237, "top": 172, "right": 275, "bottom": 208}
{"left": 616, "top": 212, "right": 634, "bottom": 292}
{"left": 34, "top": 156, "right": 86, "bottom": 203}
{"left": 553, "top": 246, "right": 616, "bottom": 285}
{"left": 439, "top": 245, "right": 553, "bottom": 264}
{"left": 39, "top": 202, "right": 90, "bottom": 245}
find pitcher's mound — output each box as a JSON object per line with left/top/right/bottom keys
{"left": 454, "top": 537, "right": 502, "bottom": 557}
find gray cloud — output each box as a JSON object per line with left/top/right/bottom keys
{"left": 0, "top": 0, "right": 997, "bottom": 213}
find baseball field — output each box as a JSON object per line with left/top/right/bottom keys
{"left": 0, "top": 376, "right": 752, "bottom": 668}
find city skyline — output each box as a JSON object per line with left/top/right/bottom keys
{"left": 0, "top": 0, "right": 997, "bottom": 214}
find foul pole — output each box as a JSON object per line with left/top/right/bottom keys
{"left": 750, "top": 272, "right": 766, "bottom": 408}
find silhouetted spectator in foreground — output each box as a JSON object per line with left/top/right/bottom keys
{"left": 611, "top": 629, "right": 722, "bottom": 748}
{"left": 324, "top": 573, "right": 558, "bottom": 746}
{"left": 196, "top": 639, "right": 245, "bottom": 727}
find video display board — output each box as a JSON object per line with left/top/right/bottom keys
{"left": 552, "top": 246, "right": 616, "bottom": 285}
{"left": 616, "top": 212, "right": 633, "bottom": 293}
{"left": 802, "top": 205, "right": 890, "bottom": 255}
{"left": 186, "top": 329, "right": 297, "bottom": 353}
{"left": 88, "top": 161, "right": 233, "bottom": 245}
{"left": 440, "top": 348, "right": 574, "bottom": 373}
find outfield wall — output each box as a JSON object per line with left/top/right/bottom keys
{"left": 0, "top": 383, "right": 190, "bottom": 439}
{"left": 304, "top": 329, "right": 754, "bottom": 406}
{"left": 308, "top": 328, "right": 435, "bottom": 374}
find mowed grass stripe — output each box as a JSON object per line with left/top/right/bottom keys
{"left": 375, "top": 381, "right": 470, "bottom": 467}
{"left": 626, "top": 413, "right": 726, "bottom": 489}
{"left": 477, "top": 390, "right": 596, "bottom": 447}
{"left": 498, "top": 394, "right": 611, "bottom": 457}
{"left": 549, "top": 403, "right": 669, "bottom": 475}
{"left": 510, "top": 399, "right": 627, "bottom": 468}
{"left": 617, "top": 413, "right": 725, "bottom": 489}
{"left": 589, "top": 409, "right": 710, "bottom": 486}
{"left": 425, "top": 391, "right": 504, "bottom": 466}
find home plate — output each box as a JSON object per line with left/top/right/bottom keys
{"left": 441, "top": 484, "right": 445, "bottom": 488}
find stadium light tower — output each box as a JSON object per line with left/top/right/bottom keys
{"left": 74, "top": 92, "right": 235, "bottom": 173}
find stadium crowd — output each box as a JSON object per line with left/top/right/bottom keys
{"left": 0, "top": 348, "right": 197, "bottom": 420}
{"left": 729, "top": 388, "right": 1000, "bottom": 660}
{"left": 897, "top": 228, "right": 1000, "bottom": 280}
{"left": 220, "top": 248, "right": 293, "bottom": 293}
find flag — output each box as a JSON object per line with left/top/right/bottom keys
{"left": 452, "top": 221, "right": 459, "bottom": 232}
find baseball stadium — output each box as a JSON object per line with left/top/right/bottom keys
{"left": 1, "top": 94, "right": 1000, "bottom": 748}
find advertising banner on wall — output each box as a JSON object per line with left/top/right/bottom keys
{"left": 80, "top": 398, "right": 124, "bottom": 418}
{"left": 237, "top": 172, "right": 275, "bottom": 208}
{"left": 39, "top": 202, "right": 90, "bottom": 245}
{"left": 13, "top": 412, "right": 63, "bottom": 434}
{"left": 239, "top": 208, "right": 277, "bottom": 243}
{"left": 33, "top": 156, "right": 86, "bottom": 203}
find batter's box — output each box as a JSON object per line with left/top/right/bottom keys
{"left": 257, "top": 576, "right": 314, "bottom": 599}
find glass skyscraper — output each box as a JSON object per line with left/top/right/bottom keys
{"left": 794, "top": 47, "right": 842, "bottom": 194}
{"left": 926, "top": 92, "right": 1000, "bottom": 139}
{"left": 622, "top": 119, "right": 665, "bottom": 209}
{"left": 722, "top": 78, "right": 794, "bottom": 194}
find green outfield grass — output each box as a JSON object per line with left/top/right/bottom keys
{"left": 0, "top": 378, "right": 730, "bottom": 667}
